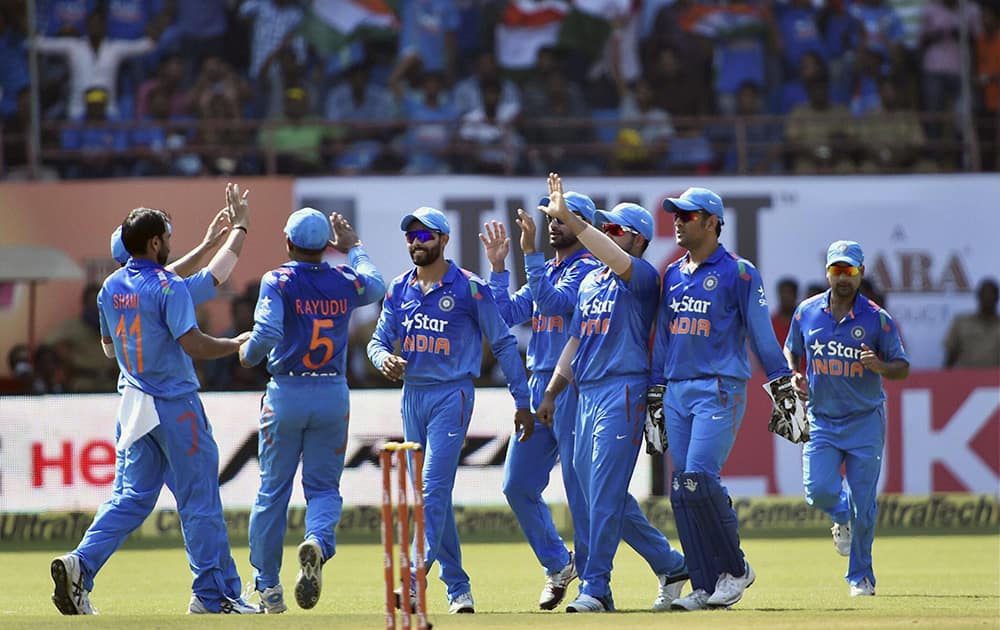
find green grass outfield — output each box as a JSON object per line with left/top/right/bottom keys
{"left": 1, "top": 536, "right": 997, "bottom": 629}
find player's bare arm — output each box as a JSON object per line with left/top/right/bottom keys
{"left": 860, "top": 344, "right": 910, "bottom": 379}
{"left": 165, "top": 208, "right": 231, "bottom": 277}
{"left": 537, "top": 337, "right": 578, "bottom": 426}
{"left": 178, "top": 328, "right": 249, "bottom": 360}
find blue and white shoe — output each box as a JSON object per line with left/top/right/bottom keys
{"left": 295, "top": 539, "right": 324, "bottom": 609}
{"left": 51, "top": 554, "right": 97, "bottom": 615}
{"left": 187, "top": 595, "right": 259, "bottom": 614}
{"left": 448, "top": 591, "right": 475, "bottom": 614}
{"left": 565, "top": 593, "right": 613, "bottom": 613}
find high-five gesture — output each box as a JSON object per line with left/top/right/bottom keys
{"left": 540, "top": 172, "right": 573, "bottom": 224}
{"left": 329, "top": 212, "right": 361, "bottom": 253}
{"left": 515, "top": 208, "right": 537, "bottom": 255}
{"left": 202, "top": 208, "right": 232, "bottom": 247}
{"left": 225, "top": 182, "right": 250, "bottom": 232}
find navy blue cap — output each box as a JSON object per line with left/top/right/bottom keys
{"left": 110, "top": 226, "right": 129, "bottom": 264}
{"left": 400, "top": 206, "right": 451, "bottom": 234}
{"left": 594, "top": 203, "right": 654, "bottom": 241}
{"left": 538, "top": 191, "right": 597, "bottom": 223}
{"left": 662, "top": 187, "right": 726, "bottom": 224}
{"left": 826, "top": 240, "right": 864, "bottom": 267}
{"left": 284, "top": 208, "right": 332, "bottom": 250}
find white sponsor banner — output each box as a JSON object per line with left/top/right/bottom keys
{"left": 0, "top": 391, "right": 649, "bottom": 512}
{"left": 295, "top": 175, "right": 1000, "bottom": 369}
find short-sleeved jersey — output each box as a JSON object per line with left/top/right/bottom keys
{"left": 652, "top": 245, "right": 790, "bottom": 384}
{"left": 98, "top": 258, "right": 200, "bottom": 397}
{"left": 490, "top": 250, "right": 600, "bottom": 372}
{"left": 242, "top": 249, "right": 386, "bottom": 376}
{"left": 786, "top": 289, "right": 908, "bottom": 420}
{"left": 569, "top": 257, "right": 660, "bottom": 384}
{"left": 368, "top": 260, "right": 530, "bottom": 408}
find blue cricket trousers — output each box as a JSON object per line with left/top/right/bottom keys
{"left": 249, "top": 376, "right": 350, "bottom": 590}
{"left": 401, "top": 380, "right": 475, "bottom": 601}
{"left": 803, "top": 406, "right": 885, "bottom": 587}
{"left": 74, "top": 394, "right": 242, "bottom": 610}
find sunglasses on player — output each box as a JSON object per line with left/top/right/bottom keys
{"left": 827, "top": 264, "right": 861, "bottom": 277}
{"left": 672, "top": 210, "right": 706, "bottom": 223}
{"left": 405, "top": 229, "right": 440, "bottom": 244}
{"left": 546, "top": 213, "right": 586, "bottom": 225}
{"left": 602, "top": 223, "right": 639, "bottom": 237}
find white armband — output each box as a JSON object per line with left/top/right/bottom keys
{"left": 102, "top": 340, "right": 116, "bottom": 358}
{"left": 207, "top": 249, "right": 239, "bottom": 283}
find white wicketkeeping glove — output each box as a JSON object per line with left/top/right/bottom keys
{"left": 644, "top": 385, "right": 667, "bottom": 454}
{"left": 763, "top": 375, "right": 809, "bottom": 443}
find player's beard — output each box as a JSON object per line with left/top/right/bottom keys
{"left": 549, "top": 227, "right": 578, "bottom": 250}
{"left": 410, "top": 241, "right": 442, "bottom": 266}
{"left": 156, "top": 243, "right": 170, "bottom": 266}
{"left": 833, "top": 281, "right": 856, "bottom": 300}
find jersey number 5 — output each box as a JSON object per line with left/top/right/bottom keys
{"left": 303, "top": 318, "right": 334, "bottom": 369}
{"left": 115, "top": 312, "right": 144, "bottom": 374}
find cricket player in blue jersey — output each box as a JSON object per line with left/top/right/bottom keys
{"left": 649, "top": 186, "right": 807, "bottom": 611}
{"left": 536, "top": 174, "right": 687, "bottom": 614}
{"left": 480, "top": 191, "right": 601, "bottom": 609}
{"left": 784, "top": 240, "right": 909, "bottom": 597}
{"left": 367, "top": 206, "right": 533, "bottom": 614}
{"left": 239, "top": 208, "right": 386, "bottom": 613}
{"left": 51, "top": 201, "right": 257, "bottom": 615}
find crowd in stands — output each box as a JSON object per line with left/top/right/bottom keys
{"left": 0, "top": 0, "right": 998, "bottom": 178}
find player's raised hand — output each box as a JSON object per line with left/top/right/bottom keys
{"left": 380, "top": 355, "right": 408, "bottom": 382}
{"left": 330, "top": 212, "right": 361, "bottom": 253}
{"left": 859, "top": 344, "right": 883, "bottom": 374}
{"left": 203, "top": 208, "right": 232, "bottom": 246}
{"left": 515, "top": 208, "right": 537, "bottom": 254}
{"left": 514, "top": 408, "right": 534, "bottom": 442}
{"left": 541, "top": 172, "right": 572, "bottom": 223}
{"left": 226, "top": 182, "right": 250, "bottom": 231}
{"left": 478, "top": 220, "right": 510, "bottom": 272}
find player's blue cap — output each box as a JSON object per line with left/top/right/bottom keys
{"left": 594, "top": 202, "right": 654, "bottom": 241}
{"left": 662, "top": 187, "right": 726, "bottom": 224}
{"left": 284, "top": 207, "right": 331, "bottom": 250}
{"left": 110, "top": 225, "right": 129, "bottom": 264}
{"left": 537, "top": 191, "right": 597, "bottom": 223}
{"left": 826, "top": 240, "right": 864, "bottom": 267}
{"left": 400, "top": 206, "right": 451, "bottom": 234}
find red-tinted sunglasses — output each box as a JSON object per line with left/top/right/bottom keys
{"left": 673, "top": 210, "right": 703, "bottom": 223}
{"left": 828, "top": 264, "right": 861, "bottom": 277}
{"left": 602, "top": 223, "right": 639, "bottom": 237}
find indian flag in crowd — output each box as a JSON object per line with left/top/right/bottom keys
{"left": 300, "top": 0, "right": 399, "bottom": 58}
{"left": 495, "top": 0, "right": 569, "bottom": 70}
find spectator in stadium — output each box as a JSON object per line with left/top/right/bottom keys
{"left": 33, "top": 10, "right": 155, "bottom": 119}
{"left": 785, "top": 75, "right": 858, "bottom": 173}
{"left": 50, "top": 189, "right": 256, "bottom": 615}
{"left": 521, "top": 71, "right": 596, "bottom": 175}
{"left": 976, "top": 2, "right": 1000, "bottom": 171}
{"left": 771, "top": 277, "right": 800, "bottom": 346}
{"left": 239, "top": 209, "right": 385, "bottom": 613}
{"left": 389, "top": 0, "right": 459, "bottom": 87}
{"left": 646, "top": 45, "right": 711, "bottom": 120}
{"left": 134, "top": 52, "right": 187, "bottom": 120}
{"left": 194, "top": 89, "right": 258, "bottom": 176}
{"left": 44, "top": 282, "right": 117, "bottom": 393}
{"left": 784, "top": 240, "right": 909, "bottom": 598}
{"left": 858, "top": 76, "right": 936, "bottom": 172}
{"left": 613, "top": 76, "right": 674, "bottom": 174}
{"left": 367, "top": 206, "right": 533, "bottom": 615}
{"left": 393, "top": 70, "right": 459, "bottom": 174}
{"left": 204, "top": 295, "right": 269, "bottom": 391}
{"left": 258, "top": 85, "right": 334, "bottom": 175}
{"left": 717, "top": 80, "right": 783, "bottom": 173}
{"left": 324, "top": 61, "right": 399, "bottom": 174}
{"left": 457, "top": 75, "right": 523, "bottom": 174}
{"left": 919, "top": 0, "right": 983, "bottom": 136}
{"left": 454, "top": 49, "right": 521, "bottom": 117}
{"left": 850, "top": 47, "right": 889, "bottom": 115}
{"left": 6, "top": 343, "right": 33, "bottom": 392}
{"left": 775, "top": 0, "right": 828, "bottom": 81}
{"left": 850, "top": 0, "right": 906, "bottom": 64}
{"left": 32, "top": 343, "right": 69, "bottom": 394}
{"left": 59, "top": 86, "right": 129, "bottom": 179}
{"left": 131, "top": 84, "right": 199, "bottom": 176}
{"left": 0, "top": 6, "right": 30, "bottom": 119}
{"left": 37, "top": 0, "right": 96, "bottom": 36}
{"left": 943, "top": 277, "right": 1000, "bottom": 368}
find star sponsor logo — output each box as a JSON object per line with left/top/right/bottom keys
{"left": 810, "top": 339, "right": 825, "bottom": 356}
{"left": 580, "top": 298, "right": 614, "bottom": 317}
{"left": 669, "top": 295, "right": 711, "bottom": 314}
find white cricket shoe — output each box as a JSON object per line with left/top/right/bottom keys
{"left": 449, "top": 591, "right": 475, "bottom": 614}
{"left": 295, "top": 539, "right": 324, "bottom": 609}
{"left": 706, "top": 561, "right": 756, "bottom": 608}
{"left": 670, "top": 589, "right": 710, "bottom": 611}
{"left": 50, "top": 554, "right": 97, "bottom": 615}
{"left": 832, "top": 521, "right": 852, "bottom": 556}
{"left": 850, "top": 578, "right": 876, "bottom": 597}
{"left": 565, "top": 593, "right": 612, "bottom": 613}
{"left": 187, "top": 595, "right": 259, "bottom": 614}
{"left": 653, "top": 573, "right": 689, "bottom": 611}
{"left": 249, "top": 583, "right": 287, "bottom": 614}
{"left": 540, "top": 552, "right": 578, "bottom": 610}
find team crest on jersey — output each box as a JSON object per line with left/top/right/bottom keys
{"left": 851, "top": 326, "right": 866, "bottom": 340}
{"left": 439, "top": 294, "right": 455, "bottom": 312}
{"left": 702, "top": 275, "right": 719, "bottom": 291}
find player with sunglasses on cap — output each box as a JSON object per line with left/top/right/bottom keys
{"left": 784, "top": 240, "right": 908, "bottom": 598}
{"left": 536, "top": 174, "right": 687, "bottom": 613}
{"left": 648, "top": 186, "right": 807, "bottom": 611}
{"left": 239, "top": 208, "right": 386, "bottom": 613}
{"left": 368, "top": 206, "right": 533, "bottom": 615}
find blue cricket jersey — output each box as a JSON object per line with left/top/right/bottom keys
{"left": 786, "top": 290, "right": 908, "bottom": 421}
{"left": 651, "top": 245, "right": 790, "bottom": 384}
{"left": 242, "top": 248, "right": 386, "bottom": 376}
{"left": 490, "top": 250, "right": 600, "bottom": 372}
{"left": 568, "top": 257, "right": 660, "bottom": 384}
{"left": 98, "top": 258, "right": 201, "bottom": 397}
{"left": 368, "top": 260, "right": 530, "bottom": 409}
